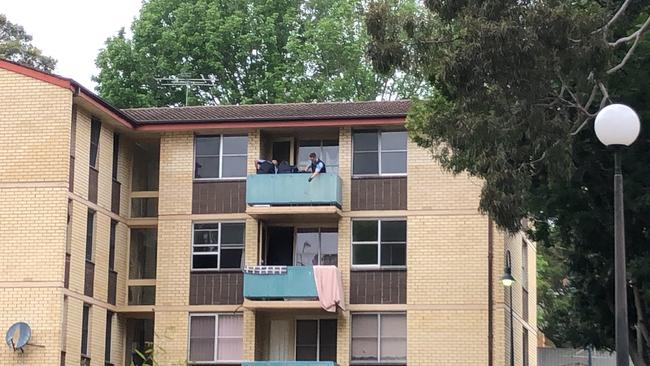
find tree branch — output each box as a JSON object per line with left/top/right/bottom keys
{"left": 599, "top": 82, "right": 611, "bottom": 109}
{"left": 596, "top": 0, "right": 632, "bottom": 35}
{"left": 609, "top": 15, "right": 650, "bottom": 47}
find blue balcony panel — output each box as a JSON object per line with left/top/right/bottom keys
{"left": 244, "top": 266, "right": 317, "bottom": 299}
{"left": 246, "top": 173, "right": 342, "bottom": 207}
{"left": 242, "top": 362, "right": 336, "bottom": 366}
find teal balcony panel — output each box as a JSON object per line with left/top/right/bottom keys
{"left": 243, "top": 266, "right": 318, "bottom": 299}
{"left": 246, "top": 173, "right": 342, "bottom": 206}
{"left": 242, "top": 362, "right": 336, "bottom": 366}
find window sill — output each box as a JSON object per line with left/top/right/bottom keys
{"left": 191, "top": 269, "right": 243, "bottom": 273}
{"left": 352, "top": 174, "right": 407, "bottom": 180}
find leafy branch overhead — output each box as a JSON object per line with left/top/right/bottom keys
{"left": 367, "top": 0, "right": 650, "bottom": 364}
{"left": 0, "top": 14, "right": 56, "bottom": 71}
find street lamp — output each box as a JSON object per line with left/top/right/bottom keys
{"left": 502, "top": 250, "right": 515, "bottom": 366}
{"left": 594, "top": 104, "right": 641, "bottom": 366}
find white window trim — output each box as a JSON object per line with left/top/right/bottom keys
{"left": 194, "top": 135, "right": 248, "bottom": 180}
{"left": 352, "top": 131, "right": 408, "bottom": 177}
{"left": 188, "top": 313, "right": 243, "bottom": 364}
{"left": 350, "top": 312, "right": 407, "bottom": 365}
{"left": 351, "top": 219, "right": 407, "bottom": 269}
{"left": 191, "top": 221, "right": 245, "bottom": 271}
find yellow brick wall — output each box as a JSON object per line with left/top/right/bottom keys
{"left": 154, "top": 312, "right": 189, "bottom": 365}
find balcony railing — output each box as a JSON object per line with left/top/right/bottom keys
{"left": 243, "top": 266, "right": 318, "bottom": 299}
{"left": 246, "top": 173, "right": 342, "bottom": 207}
{"left": 242, "top": 362, "right": 336, "bottom": 366}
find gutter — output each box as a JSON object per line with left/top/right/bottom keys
{"left": 488, "top": 217, "right": 494, "bottom": 366}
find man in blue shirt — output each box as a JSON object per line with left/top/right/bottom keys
{"left": 305, "top": 152, "right": 326, "bottom": 182}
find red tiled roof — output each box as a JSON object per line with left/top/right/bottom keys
{"left": 122, "top": 100, "right": 411, "bottom": 124}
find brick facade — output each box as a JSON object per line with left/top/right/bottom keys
{"left": 0, "top": 63, "right": 536, "bottom": 366}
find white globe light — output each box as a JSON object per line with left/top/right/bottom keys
{"left": 594, "top": 104, "right": 641, "bottom": 146}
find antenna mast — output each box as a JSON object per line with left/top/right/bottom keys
{"left": 155, "top": 73, "right": 214, "bottom": 106}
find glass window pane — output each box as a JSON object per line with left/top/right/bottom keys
{"left": 195, "top": 156, "right": 219, "bottom": 178}
{"left": 381, "top": 243, "right": 406, "bottom": 266}
{"left": 380, "top": 151, "right": 406, "bottom": 174}
{"left": 353, "top": 244, "right": 378, "bottom": 265}
{"left": 319, "top": 319, "right": 338, "bottom": 361}
{"left": 217, "top": 338, "right": 242, "bottom": 361}
{"left": 222, "top": 136, "right": 248, "bottom": 155}
{"left": 296, "top": 320, "right": 318, "bottom": 361}
{"left": 380, "top": 338, "right": 406, "bottom": 361}
{"left": 195, "top": 136, "right": 220, "bottom": 156}
{"left": 322, "top": 145, "right": 339, "bottom": 166}
{"left": 129, "top": 228, "right": 157, "bottom": 279}
{"left": 320, "top": 231, "right": 338, "bottom": 266}
{"left": 193, "top": 246, "right": 219, "bottom": 253}
{"left": 194, "top": 229, "right": 218, "bottom": 245}
{"left": 191, "top": 316, "right": 216, "bottom": 338}
{"left": 353, "top": 221, "right": 378, "bottom": 242}
{"left": 381, "top": 131, "right": 407, "bottom": 151}
{"left": 381, "top": 314, "right": 406, "bottom": 337}
{"left": 353, "top": 132, "right": 378, "bottom": 151}
{"left": 351, "top": 339, "right": 378, "bottom": 362}
{"left": 296, "top": 346, "right": 318, "bottom": 361}
{"left": 221, "top": 223, "right": 245, "bottom": 244}
{"left": 295, "top": 231, "right": 319, "bottom": 266}
{"left": 353, "top": 152, "right": 379, "bottom": 175}
{"left": 127, "top": 286, "right": 156, "bottom": 305}
{"left": 352, "top": 314, "right": 378, "bottom": 337}
{"left": 220, "top": 249, "right": 243, "bottom": 269}
{"left": 222, "top": 156, "right": 247, "bottom": 177}
{"left": 193, "top": 255, "right": 219, "bottom": 269}
{"left": 381, "top": 221, "right": 406, "bottom": 242}
{"left": 218, "top": 315, "right": 242, "bottom": 337}
{"left": 194, "top": 223, "right": 220, "bottom": 230}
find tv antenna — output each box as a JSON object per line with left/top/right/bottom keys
{"left": 155, "top": 73, "right": 214, "bottom": 106}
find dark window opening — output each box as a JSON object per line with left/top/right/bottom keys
{"left": 89, "top": 118, "right": 101, "bottom": 168}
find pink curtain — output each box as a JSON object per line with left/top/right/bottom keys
{"left": 217, "top": 315, "right": 243, "bottom": 361}
{"left": 189, "top": 316, "right": 215, "bottom": 362}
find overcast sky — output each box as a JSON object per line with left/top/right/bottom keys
{"left": 3, "top": 0, "right": 142, "bottom": 89}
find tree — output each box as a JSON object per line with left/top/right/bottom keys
{"left": 0, "top": 14, "right": 56, "bottom": 71}
{"left": 94, "top": 0, "right": 428, "bottom": 108}
{"left": 366, "top": 0, "right": 650, "bottom": 363}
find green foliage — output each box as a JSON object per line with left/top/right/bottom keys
{"left": 0, "top": 14, "right": 56, "bottom": 71}
{"left": 367, "top": 0, "right": 650, "bottom": 363}
{"left": 95, "top": 0, "right": 428, "bottom": 108}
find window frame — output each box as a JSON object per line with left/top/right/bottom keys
{"left": 187, "top": 313, "right": 243, "bottom": 364}
{"left": 81, "top": 304, "right": 91, "bottom": 357}
{"left": 352, "top": 130, "right": 407, "bottom": 177}
{"left": 89, "top": 117, "right": 101, "bottom": 169}
{"left": 112, "top": 132, "right": 120, "bottom": 180}
{"left": 298, "top": 139, "right": 340, "bottom": 174}
{"left": 85, "top": 209, "right": 96, "bottom": 262}
{"left": 351, "top": 219, "right": 407, "bottom": 269}
{"left": 294, "top": 227, "right": 338, "bottom": 266}
{"left": 294, "top": 317, "right": 338, "bottom": 362}
{"left": 350, "top": 312, "right": 407, "bottom": 365}
{"left": 191, "top": 221, "right": 245, "bottom": 272}
{"left": 194, "top": 134, "right": 248, "bottom": 181}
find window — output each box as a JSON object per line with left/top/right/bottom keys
{"left": 523, "top": 327, "right": 529, "bottom": 366}
{"left": 105, "top": 311, "right": 113, "bottom": 364}
{"left": 195, "top": 135, "right": 247, "bottom": 179}
{"left": 66, "top": 199, "right": 73, "bottom": 254}
{"left": 89, "top": 118, "right": 101, "bottom": 168}
{"left": 192, "top": 222, "right": 245, "bottom": 270}
{"left": 295, "top": 228, "right": 338, "bottom": 266}
{"left": 351, "top": 313, "right": 406, "bottom": 364}
{"left": 129, "top": 228, "right": 157, "bottom": 279}
{"left": 81, "top": 304, "right": 90, "bottom": 356}
{"left": 521, "top": 239, "right": 528, "bottom": 289}
{"left": 85, "top": 209, "right": 95, "bottom": 262}
{"left": 298, "top": 140, "right": 339, "bottom": 174}
{"left": 189, "top": 314, "right": 243, "bottom": 363}
{"left": 109, "top": 220, "right": 117, "bottom": 271}
{"left": 352, "top": 220, "right": 406, "bottom": 267}
{"left": 353, "top": 131, "right": 407, "bottom": 175}
{"left": 296, "top": 319, "right": 337, "bottom": 362}
{"left": 112, "top": 133, "right": 119, "bottom": 180}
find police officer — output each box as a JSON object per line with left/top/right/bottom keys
{"left": 306, "top": 152, "right": 326, "bottom": 182}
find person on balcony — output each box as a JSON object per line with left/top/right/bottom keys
{"left": 255, "top": 158, "right": 278, "bottom": 174}
{"left": 305, "top": 152, "right": 326, "bottom": 182}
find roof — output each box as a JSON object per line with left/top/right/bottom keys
{"left": 122, "top": 100, "right": 410, "bottom": 124}
{"left": 0, "top": 58, "right": 409, "bottom": 130}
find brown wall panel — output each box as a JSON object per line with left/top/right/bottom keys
{"left": 351, "top": 177, "right": 407, "bottom": 211}
{"left": 88, "top": 167, "right": 99, "bottom": 204}
{"left": 111, "top": 180, "right": 121, "bottom": 215}
{"left": 64, "top": 253, "right": 71, "bottom": 289}
{"left": 189, "top": 272, "right": 243, "bottom": 305}
{"left": 108, "top": 270, "right": 117, "bottom": 305}
{"left": 350, "top": 269, "right": 406, "bottom": 304}
{"left": 192, "top": 180, "right": 246, "bottom": 214}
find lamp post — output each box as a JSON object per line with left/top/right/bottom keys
{"left": 502, "top": 250, "right": 515, "bottom": 366}
{"left": 594, "top": 104, "right": 641, "bottom": 366}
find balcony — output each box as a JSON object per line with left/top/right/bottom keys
{"left": 242, "top": 362, "right": 336, "bottom": 366}
{"left": 246, "top": 173, "right": 342, "bottom": 219}
{"left": 244, "top": 266, "right": 318, "bottom": 300}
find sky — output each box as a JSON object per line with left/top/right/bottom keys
{"left": 3, "top": 0, "right": 142, "bottom": 89}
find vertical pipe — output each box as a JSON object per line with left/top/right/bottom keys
{"left": 614, "top": 151, "right": 629, "bottom": 366}
{"left": 510, "top": 286, "right": 514, "bottom": 366}
{"left": 488, "top": 219, "right": 494, "bottom": 366}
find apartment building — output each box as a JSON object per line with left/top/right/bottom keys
{"left": 0, "top": 59, "right": 536, "bottom": 366}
